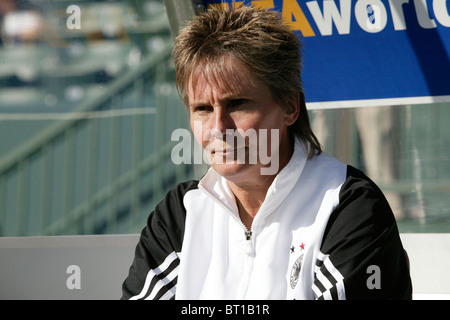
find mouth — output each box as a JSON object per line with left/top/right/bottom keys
{"left": 209, "top": 146, "right": 248, "bottom": 157}
{"left": 212, "top": 148, "right": 239, "bottom": 156}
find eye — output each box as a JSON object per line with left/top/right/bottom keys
{"left": 192, "top": 105, "right": 213, "bottom": 113}
{"left": 228, "top": 99, "right": 247, "bottom": 109}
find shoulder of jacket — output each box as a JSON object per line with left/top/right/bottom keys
{"left": 149, "top": 180, "right": 199, "bottom": 222}
{"left": 340, "top": 165, "right": 389, "bottom": 203}
{"left": 321, "top": 165, "right": 397, "bottom": 251}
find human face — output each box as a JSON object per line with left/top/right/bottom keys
{"left": 187, "top": 58, "right": 298, "bottom": 185}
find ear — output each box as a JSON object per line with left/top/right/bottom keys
{"left": 284, "top": 93, "right": 300, "bottom": 126}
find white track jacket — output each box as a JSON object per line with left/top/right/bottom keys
{"left": 122, "top": 139, "right": 412, "bottom": 300}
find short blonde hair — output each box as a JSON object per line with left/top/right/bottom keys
{"left": 172, "top": 5, "right": 322, "bottom": 158}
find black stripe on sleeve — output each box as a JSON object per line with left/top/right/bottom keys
{"left": 316, "top": 166, "right": 412, "bottom": 300}
{"left": 121, "top": 180, "right": 199, "bottom": 300}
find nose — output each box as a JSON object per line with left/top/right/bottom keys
{"left": 211, "top": 108, "right": 234, "bottom": 139}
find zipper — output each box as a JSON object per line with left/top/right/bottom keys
{"left": 199, "top": 184, "right": 254, "bottom": 249}
{"left": 244, "top": 230, "right": 253, "bottom": 256}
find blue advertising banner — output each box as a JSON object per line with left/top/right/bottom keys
{"left": 202, "top": 0, "right": 450, "bottom": 108}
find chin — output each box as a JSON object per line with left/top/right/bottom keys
{"left": 210, "top": 162, "right": 254, "bottom": 181}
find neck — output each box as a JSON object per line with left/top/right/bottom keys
{"left": 228, "top": 177, "right": 274, "bottom": 230}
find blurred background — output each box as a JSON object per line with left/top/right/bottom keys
{"left": 0, "top": 0, "right": 449, "bottom": 237}
{"left": 0, "top": 0, "right": 194, "bottom": 236}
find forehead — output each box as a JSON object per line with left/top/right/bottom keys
{"left": 187, "top": 56, "right": 259, "bottom": 101}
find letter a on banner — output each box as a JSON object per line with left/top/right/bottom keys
{"left": 282, "top": 0, "right": 315, "bottom": 36}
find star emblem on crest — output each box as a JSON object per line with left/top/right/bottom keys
{"left": 290, "top": 242, "right": 306, "bottom": 254}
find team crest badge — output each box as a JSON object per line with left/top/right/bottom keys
{"left": 289, "top": 242, "right": 306, "bottom": 289}
{"left": 290, "top": 254, "right": 304, "bottom": 289}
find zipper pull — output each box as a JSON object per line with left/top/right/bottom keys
{"left": 245, "top": 230, "right": 253, "bottom": 256}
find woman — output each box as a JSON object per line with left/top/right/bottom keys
{"left": 122, "top": 5, "right": 412, "bottom": 300}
